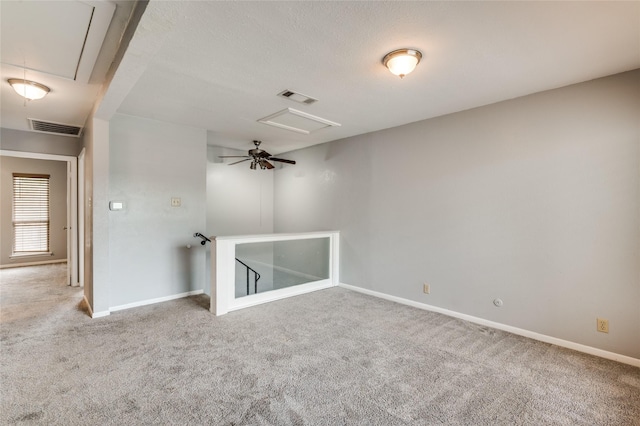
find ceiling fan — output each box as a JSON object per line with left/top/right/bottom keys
{"left": 219, "top": 140, "right": 296, "bottom": 170}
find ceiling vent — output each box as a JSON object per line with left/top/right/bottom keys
{"left": 277, "top": 90, "right": 318, "bottom": 105}
{"left": 258, "top": 108, "right": 341, "bottom": 135}
{"left": 29, "top": 119, "right": 83, "bottom": 137}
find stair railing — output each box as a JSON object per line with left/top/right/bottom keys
{"left": 193, "top": 232, "right": 260, "bottom": 295}
{"left": 193, "top": 232, "right": 211, "bottom": 245}
{"left": 235, "top": 258, "right": 260, "bottom": 295}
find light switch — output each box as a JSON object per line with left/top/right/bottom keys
{"left": 109, "top": 201, "right": 124, "bottom": 211}
{"left": 171, "top": 197, "right": 181, "bottom": 207}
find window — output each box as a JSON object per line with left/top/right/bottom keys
{"left": 12, "top": 173, "right": 50, "bottom": 254}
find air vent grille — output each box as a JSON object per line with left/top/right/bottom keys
{"left": 28, "top": 119, "right": 83, "bottom": 137}
{"left": 277, "top": 89, "right": 318, "bottom": 105}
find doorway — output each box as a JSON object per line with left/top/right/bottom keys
{"left": 0, "top": 150, "right": 79, "bottom": 286}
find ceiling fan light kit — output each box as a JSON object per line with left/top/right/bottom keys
{"left": 219, "top": 140, "right": 296, "bottom": 170}
{"left": 382, "top": 49, "right": 422, "bottom": 78}
{"left": 8, "top": 78, "right": 50, "bottom": 100}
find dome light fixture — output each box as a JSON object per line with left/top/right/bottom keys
{"left": 8, "top": 78, "right": 50, "bottom": 100}
{"left": 382, "top": 49, "right": 422, "bottom": 79}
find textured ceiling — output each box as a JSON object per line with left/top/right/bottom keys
{"left": 0, "top": 1, "right": 133, "bottom": 134}
{"left": 109, "top": 1, "right": 639, "bottom": 154}
{"left": 5, "top": 2, "right": 637, "bottom": 152}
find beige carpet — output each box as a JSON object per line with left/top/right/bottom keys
{"left": 1, "top": 264, "right": 639, "bottom": 425}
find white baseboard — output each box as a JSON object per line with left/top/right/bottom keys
{"left": 92, "top": 310, "right": 111, "bottom": 318}
{"left": 109, "top": 289, "right": 204, "bottom": 313}
{"left": 82, "top": 295, "right": 110, "bottom": 318}
{"left": 0, "top": 259, "right": 67, "bottom": 269}
{"left": 339, "top": 283, "right": 640, "bottom": 368}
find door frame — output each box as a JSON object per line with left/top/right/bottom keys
{"left": 1, "top": 149, "right": 79, "bottom": 286}
{"left": 77, "top": 148, "right": 85, "bottom": 287}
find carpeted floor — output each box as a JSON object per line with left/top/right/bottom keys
{"left": 1, "top": 264, "right": 639, "bottom": 425}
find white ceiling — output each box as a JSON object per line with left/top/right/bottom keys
{"left": 0, "top": 1, "right": 132, "bottom": 134}
{"left": 3, "top": 2, "right": 639, "bottom": 153}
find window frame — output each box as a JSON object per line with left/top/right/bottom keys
{"left": 11, "top": 173, "right": 51, "bottom": 256}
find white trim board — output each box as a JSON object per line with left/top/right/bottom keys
{"left": 211, "top": 231, "right": 340, "bottom": 315}
{"left": 109, "top": 290, "right": 204, "bottom": 313}
{"left": 0, "top": 259, "right": 67, "bottom": 269}
{"left": 0, "top": 150, "right": 76, "bottom": 162}
{"left": 214, "top": 230, "right": 340, "bottom": 243}
{"left": 77, "top": 148, "right": 85, "bottom": 287}
{"left": 339, "top": 283, "right": 640, "bottom": 368}
{"left": 228, "top": 280, "right": 335, "bottom": 313}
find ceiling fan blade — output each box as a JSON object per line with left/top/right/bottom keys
{"left": 269, "top": 157, "right": 296, "bottom": 165}
{"left": 228, "top": 158, "right": 252, "bottom": 165}
{"left": 218, "top": 155, "right": 250, "bottom": 158}
{"left": 259, "top": 160, "right": 275, "bottom": 169}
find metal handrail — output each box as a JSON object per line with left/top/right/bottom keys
{"left": 192, "top": 232, "right": 260, "bottom": 295}
{"left": 193, "top": 232, "right": 211, "bottom": 245}
{"left": 235, "top": 258, "right": 261, "bottom": 295}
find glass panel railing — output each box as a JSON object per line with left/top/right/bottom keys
{"left": 235, "top": 237, "right": 330, "bottom": 298}
{"left": 210, "top": 231, "right": 339, "bottom": 315}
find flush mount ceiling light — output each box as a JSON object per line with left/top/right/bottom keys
{"left": 8, "top": 78, "right": 50, "bottom": 100}
{"left": 382, "top": 49, "right": 422, "bottom": 78}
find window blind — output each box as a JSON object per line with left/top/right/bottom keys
{"left": 13, "top": 173, "right": 50, "bottom": 253}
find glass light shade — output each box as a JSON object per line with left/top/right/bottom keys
{"left": 8, "top": 79, "right": 50, "bottom": 100}
{"left": 382, "top": 49, "right": 422, "bottom": 78}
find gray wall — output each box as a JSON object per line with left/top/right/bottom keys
{"left": 108, "top": 114, "right": 207, "bottom": 307}
{"left": 206, "top": 143, "right": 275, "bottom": 296}
{"left": 206, "top": 144, "right": 274, "bottom": 237}
{"left": 0, "top": 156, "right": 68, "bottom": 266}
{"left": 274, "top": 70, "right": 640, "bottom": 359}
{"left": 80, "top": 117, "right": 111, "bottom": 314}
{"left": 1, "top": 128, "right": 81, "bottom": 157}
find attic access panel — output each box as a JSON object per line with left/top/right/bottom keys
{"left": 0, "top": 1, "right": 115, "bottom": 83}
{"left": 258, "top": 108, "right": 341, "bottom": 135}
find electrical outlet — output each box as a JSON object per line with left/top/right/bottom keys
{"left": 423, "top": 283, "right": 430, "bottom": 294}
{"left": 597, "top": 318, "right": 609, "bottom": 333}
{"left": 171, "top": 197, "right": 181, "bottom": 207}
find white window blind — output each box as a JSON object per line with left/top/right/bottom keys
{"left": 13, "top": 173, "right": 50, "bottom": 253}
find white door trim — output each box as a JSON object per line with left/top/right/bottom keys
{"left": 1, "top": 149, "right": 79, "bottom": 286}
{"left": 77, "top": 148, "right": 85, "bottom": 287}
